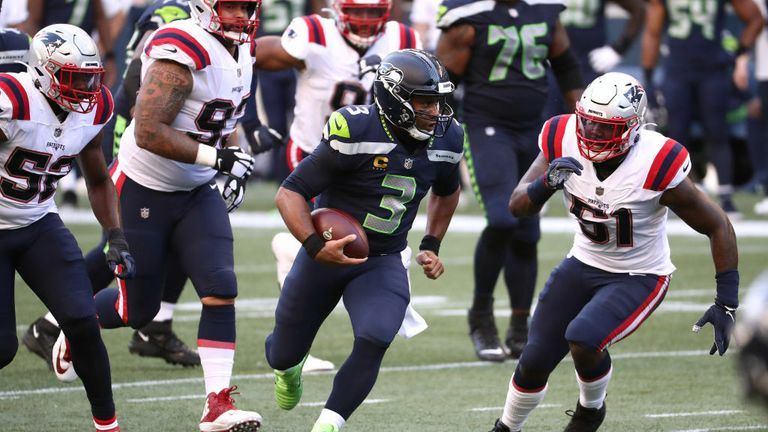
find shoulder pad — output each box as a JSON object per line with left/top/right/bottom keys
{"left": 643, "top": 138, "right": 691, "bottom": 191}
{"left": 324, "top": 106, "right": 398, "bottom": 155}
{"left": 144, "top": 23, "right": 211, "bottom": 70}
{"left": 0, "top": 73, "right": 30, "bottom": 120}
{"left": 93, "top": 86, "right": 114, "bottom": 125}
{"left": 139, "top": 0, "right": 191, "bottom": 34}
{"left": 384, "top": 22, "right": 420, "bottom": 49}
{"left": 437, "top": 0, "right": 496, "bottom": 29}
{"left": 539, "top": 114, "right": 571, "bottom": 162}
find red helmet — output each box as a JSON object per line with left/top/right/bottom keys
{"left": 189, "top": 0, "right": 261, "bottom": 44}
{"left": 332, "top": 0, "right": 391, "bottom": 48}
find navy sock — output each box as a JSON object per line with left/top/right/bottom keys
{"left": 198, "top": 304, "right": 236, "bottom": 343}
{"left": 577, "top": 351, "right": 612, "bottom": 380}
{"left": 60, "top": 316, "right": 115, "bottom": 420}
{"left": 472, "top": 227, "right": 510, "bottom": 306}
{"left": 326, "top": 337, "right": 388, "bottom": 419}
{"left": 503, "top": 239, "right": 537, "bottom": 311}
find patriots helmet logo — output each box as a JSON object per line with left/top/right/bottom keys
{"left": 623, "top": 85, "right": 645, "bottom": 113}
{"left": 39, "top": 32, "right": 66, "bottom": 55}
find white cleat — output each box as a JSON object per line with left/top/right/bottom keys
{"left": 199, "top": 386, "right": 261, "bottom": 432}
{"left": 52, "top": 331, "right": 78, "bottom": 383}
{"left": 303, "top": 354, "right": 335, "bottom": 373}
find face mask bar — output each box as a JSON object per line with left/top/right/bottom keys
{"left": 575, "top": 108, "right": 636, "bottom": 162}
{"left": 52, "top": 62, "right": 104, "bottom": 113}
{"left": 211, "top": 0, "right": 261, "bottom": 44}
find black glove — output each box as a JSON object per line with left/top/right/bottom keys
{"left": 221, "top": 176, "right": 246, "bottom": 213}
{"left": 358, "top": 54, "right": 382, "bottom": 78}
{"left": 106, "top": 228, "right": 136, "bottom": 279}
{"left": 546, "top": 157, "right": 583, "bottom": 190}
{"left": 244, "top": 124, "right": 283, "bottom": 156}
{"left": 215, "top": 147, "right": 254, "bottom": 180}
{"left": 693, "top": 301, "right": 737, "bottom": 356}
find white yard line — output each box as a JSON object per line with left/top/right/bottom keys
{"left": 0, "top": 349, "right": 710, "bottom": 400}
{"left": 670, "top": 426, "right": 768, "bottom": 432}
{"left": 470, "top": 404, "right": 562, "bottom": 412}
{"left": 298, "top": 399, "right": 390, "bottom": 408}
{"left": 646, "top": 410, "right": 745, "bottom": 418}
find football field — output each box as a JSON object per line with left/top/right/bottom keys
{"left": 2, "top": 202, "right": 768, "bottom": 431}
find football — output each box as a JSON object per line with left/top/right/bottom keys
{"left": 310, "top": 208, "right": 369, "bottom": 259}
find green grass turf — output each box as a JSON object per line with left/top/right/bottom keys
{"left": 2, "top": 202, "right": 768, "bottom": 431}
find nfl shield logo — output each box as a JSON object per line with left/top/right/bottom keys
{"left": 596, "top": 186, "right": 604, "bottom": 196}
{"left": 54, "top": 128, "right": 62, "bottom": 138}
{"left": 404, "top": 158, "right": 413, "bottom": 169}
{"left": 140, "top": 208, "right": 150, "bottom": 219}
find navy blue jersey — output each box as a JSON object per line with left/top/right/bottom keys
{"left": 437, "top": 0, "right": 565, "bottom": 127}
{"left": 42, "top": 0, "right": 96, "bottom": 35}
{"left": 663, "top": 0, "right": 731, "bottom": 73}
{"left": 283, "top": 104, "right": 464, "bottom": 256}
{"left": 0, "top": 28, "right": 29, "bottom": 74}
{"left": 560, "top": 0, "right": 608, "bottom": 59}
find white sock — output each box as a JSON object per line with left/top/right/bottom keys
{"left": 576, "top": 364, "right": 612, "bottom": 409}
{"left": 315, "top": 408, "right": 345, "bottom": 430}
{"left": 271, "top": 232, "right": 301, "bottom": 289}
{"left": 44, "top": 312, "right": 58, "bottom": 327}
{"left": 199, "top": 346, "right": 235, "bottom": 395}
{"left": 501, "top": 375, "right": 547, "bottom": 431}
{"left": 153, "top": 301, "right": 175, "bottom": 322}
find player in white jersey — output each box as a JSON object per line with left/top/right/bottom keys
{"left": 489, "top": 72, "right": 740, "bottom": 432}
{"left": 253, "top": 0, "right": 420, "bottom": 373}
{"left": 88, "top": 1, "right": 262, "bottom": 431}
{"left": 0, "top": 24, "right": 134, "bottom": 432}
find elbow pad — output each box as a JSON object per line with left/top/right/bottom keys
{"left": 550, "top": 48, "right": 584, "bottom": 93}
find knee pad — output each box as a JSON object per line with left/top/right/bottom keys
{"left": 565, "top": 317, "right": 602, "bottom": 352}
{"left": 59, "top": 316, "right": 101, "bottom": 344}
{"left": 0, "top": 334, "right": 18, "bottom": 369}
{"left": 195, "top": 267, "right": 238, "bottom": 299}
{"left": 271, "top": 232, "right": 301, "bottom": 289}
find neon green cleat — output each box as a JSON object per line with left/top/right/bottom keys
{"left": 273, "top": 355, "right": 306, "bottom": 410}
{"left": 310, "top": 423, "right": 339, "bottom": 432}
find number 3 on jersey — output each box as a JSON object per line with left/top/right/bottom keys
{"left": 364, "top": 174, "right": 416, "bottom": 234}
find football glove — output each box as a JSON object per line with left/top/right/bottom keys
{"left": 358, "top": 54, "right": 382, "bottom": 78}
{"left": 106, "top": 228, "right": 136, "bottom": 279}
{"left": 244, "top": 124, "right": 284, "bottom": 156}
{"left": 221, "top": 176, "right": 247, "bottom": 213}
{"left": 215, "top": 147, "right": 254, "bottom": 180}
{"left": 693, "top": 302, "right": 737, "bottom": 356}
{"left": 588, "top": 46, "right": 622, "bottom": 73}
{"left": 546, "top": 157, "right": 583, "bottom": 190}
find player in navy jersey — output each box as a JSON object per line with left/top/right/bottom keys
{"left": 489, "top": 72, "right": 739, "bottom": 432}
{"left": 0, "top": 27, "right": 30, "bottom": 73}
{"left": 435, "top": 0, "right": 584, "bottom": 362}
{"left": 641, "top": 0, "right": 763, "bottom": 216}
{"left": 266, "top": 49, "right": 462, "bottom": 432}
{"left": 21, "top": 0, "right": 202, "bottom": 370}
{"left": 0, "top": 24, "right": 135, "bottom": 432}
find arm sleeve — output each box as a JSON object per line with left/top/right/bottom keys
{"left": 281, "top": 141, "right": 339, "bottom": 199}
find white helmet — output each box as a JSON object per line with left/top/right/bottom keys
{"left": 331, "top": 0, "right": 391, "bottom": 49}
{"left": 575, "top": 72, "right": 647, "bottom": 162}
{"left": 189, "top": 0, "right": 261, "bottom": 44}
{"left": 28, "top": 24, "right": 104, "bottom": 114}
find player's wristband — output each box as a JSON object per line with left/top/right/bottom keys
{"left": 195, "top": 144, "right": 217, "bottom": 167}
{"left": 715, "top": 269, "right": 739, "bottom": 308}
{"left": 527, "top": 175, "right": 556, "bottom": 207}
{"left": 302, "top": 233, "right": 326, "bottom": 260}
{"left": 419, "top": 235, "right": 441, "bottom": 255}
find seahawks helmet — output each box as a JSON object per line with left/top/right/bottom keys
{"left": 189, "top": 0, "right": 260, "bottom": 44}
{"left": 373, "top": 49, "right": 455, "bottom": 141}
{"left": 27, "top": 24, "right": 104, "bottom": 114}
{"left": 575, "top": 72, "right": 648, "bottom": 162}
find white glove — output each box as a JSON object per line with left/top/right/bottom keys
{"left": 589, "top": 46, "right": 622, "bottom": 73}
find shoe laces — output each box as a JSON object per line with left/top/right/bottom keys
{"left": 210, "top": 386, "right": 240, "bottom": 410}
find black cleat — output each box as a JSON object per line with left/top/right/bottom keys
{"left": 468, "top": 309, "right": 507, "bottom": 362}
{"left": 21, "top": 317, "right": 59, "bottom": 370}
{"left": 563, "top": 401, "right": 606, "bottom": 432}
{"left": 128, "top": 320, "right": 200, "bottom": 367}
{"left": 489, "top": 418, "right": 515, "bottom": 432}
{"left": 505, "top": 315, "right": 529, "bottom": 359}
